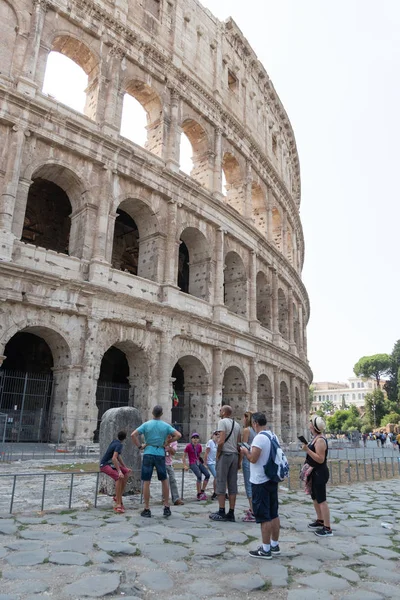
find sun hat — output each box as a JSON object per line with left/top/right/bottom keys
{"left": 191, "top": 432, "right": 200, "bottom": 438}
{"left": 310, "top": 415, "right": 326, "bottom": 433}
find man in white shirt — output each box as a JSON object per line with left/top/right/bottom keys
{"left": 240, "top": 412, "right": 281, "bottom": 560}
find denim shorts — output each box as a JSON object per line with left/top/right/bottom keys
{"left": 190, "top": 463, "right": 210, "bottom": 482}
{"left": 141, "top": 454, "right": 167, "bottom": 481}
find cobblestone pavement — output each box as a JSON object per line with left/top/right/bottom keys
{"left": 0, "top": 467, "right": 399, "bottom": 600}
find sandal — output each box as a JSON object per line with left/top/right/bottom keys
{"left": 113, "top": 496, "right": 124, "bottom": 507}
{"left": 114, "top": 506, "right": 125, "bottom": 514}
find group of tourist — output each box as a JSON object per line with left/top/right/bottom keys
{"left": 100, "top": 404, "right": 333, "bottom": 559}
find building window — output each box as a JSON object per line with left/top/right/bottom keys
{"left": 352, "top": 393, "right": 355, "bottom": 400}
{"left": 351, "top": 383, "right": 354, "bottom": 388}
{"left": 361, "top": 381, "right": 364, "bottom": 388}
{"left": 228, "top": 70, "right": 238, "bottom": 92}
{"left": 357, "top": 382, "right": 360, "bottom": 388}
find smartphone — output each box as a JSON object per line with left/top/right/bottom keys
{"left": 239, "top": 442, "right": 251, "bottom": 450}
{"left": 298, "top": 435, "right": 308, "bottom": 445}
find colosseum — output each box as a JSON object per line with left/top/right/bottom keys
{"left": 0, "top": 0, "right": 312, "bottom": 445}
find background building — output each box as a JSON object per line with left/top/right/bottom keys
{"left": 0, "top": 0, "right": 311, "bottom": 444}
{"left": 312, "top": 377, "right": 377, "bottom": 412}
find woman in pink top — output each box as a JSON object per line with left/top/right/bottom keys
{"left": 182, "top": 433, "right": 210, "bottom": 500}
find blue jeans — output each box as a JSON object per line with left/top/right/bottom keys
{"left": 190, "top": 463, "right": 210, "bottom": 482}
{"left": 242, "top": 458, "right": 252, "bottom": 498}
{"left": 207, "top": 463, "right": 217, "bottom": 478}
{"left": 141, "top": 454, "right": 167, "bottom": 481}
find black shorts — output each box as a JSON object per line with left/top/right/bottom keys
{"left": 311, "top": 466, "right": 329, "bottom": 504}
{"left": 251, "top": 480, "right": 279, "bottom": 523}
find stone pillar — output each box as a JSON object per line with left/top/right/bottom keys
{"left": 17, "top": 0, "right": 48, "bottom": 96}
{"left": 249, "top": 358, "right": 258, "bottom": 410}
{"left": 158, "top": 330, "right": 173, "bottom": 420}
{"left": 290, "top": 375, "right": 297, "bottom": 441}
{"left": 249, "top": 250, "right": 257, "bottom": 323}
{"left": 49, "top": 366, "right": 81, "bottom": 443}
{"left": 267, "top": 205, "right": 273, "bottom": 244}
{"left": 89, "top": 167, "right": 113, "bottom": 281}
{"left": 244, "top": 160, "right": 253, "bottom": 221}
{"left": 0, "top": 126, "right": 29, "bottom": 260}
{"left": 288, "top": 288, "right": 296, "bottom": 352}
{"left": 272, "top": 366, "right": 281, "bottom": 439}
{"left": 271, "top": 267, "right": 280, "bottom": 340}
{"left": 212, "top": 347, "right": 223, "bottom": 426}
{"left": 213, "top": 127, "right": 223, "bottom": 199}
{"left": 298, "top": 304, "right": 306, "bottom": 360}
{"left": 163, "top": 200, "right": 178, "bottom": 284}
{"left": 213, "top": 227, "right": 225, "bottom": 307}
{"left": 101, "top": 46, "right": 125, "bottom": 133}
{"left": 282, "top": 212, "right": 288, "bottom": 257}
{"left": 69, "top": 203, "right": 98, "bottom": 260}
{"left": 165, "top": 89, "right": 181, "bottom": 172}
{"left": 302, "top": 381, "right": 309, "bottom": 437}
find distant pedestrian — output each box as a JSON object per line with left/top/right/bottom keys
{"left": 182, "top": 433, "right": 210, "bottom": 500}
{"left": 204, "top": 431, "right": 219, "bottom": 500}
{"left": 302, "top": 415, "right": 333, "bottom": 537}
{"left": 397, "top": 433, "right": 400, "bottom": 451}
{"left": 165, "top": 434, "right": 184, "bottom": 506}
{"left": 240, "top": 412, "right": 281, "bottom": 559}
{"left": 362, "top": 433, "right": 367, "bottom": 448}
{"left": 131, "top": 405, "right": 181, "bottom": 518}
{"left": 209, "top": 404, "right": 241, "bottom": 522}
{"left": 100, "top": 431, "right": 132, "bottom": 514}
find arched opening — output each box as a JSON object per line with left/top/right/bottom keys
{"left": 94, "top": 346, "right": 130, "bottom": 442}
{"left": 171, "top": 356, "right": 209, "bottom": 442}
{"left": 256, "top": 271, "right": 271, "bottom": 329}
{"left": 278, "top": 288, "right": 288, "bottom": 340}
{"left": 272, "top": 207, "right": 282, "bottom": 250}
{"left": 0, "top": 0, "right": 17, "bottom": 78}
{"left": 22, "top": 179, "right": 71, "bottom": 255}
{"left": 252, "top": 183, "right": 267, "bottom": 236}
{"left": 224, "top": 251, "right": 247, "bottom": 316}
{"left": 179, "top": 133, "right": 194, "bottom": 175}
{"left": 222, "top": 153, "right": 244, "bottom": 214}
{"left": 178, "top": 228, "right": 211, "bottom": 301}
{"left": 180, "top": 119, "right": 210, "bottom": 189}
{"left": 0, "top": 326, "right": 71, "bottom": 443}
{"left": 222, "top": 366, "right": 247, "bottom": 416}
{"left": 43, "top": 36, "right": 98, "bottom": 119}
{"left": 121, "top": 81, "right": 163, "bottom": 157}
{"left": 111, "top": 209, "right": 139, "bottom": 275}
{"left": 257, "top": 374, "right": 273, "bottom": 422}
{"left": 280, "top": 380, "right": 290, "bottom": 443}
{"left": 111, "top": 198, "right": 159, "bottom": 281}
{"left": 178, "top": 240, "right": 190, "bottom": 294}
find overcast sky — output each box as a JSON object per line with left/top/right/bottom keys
{"left": 44, "top": 1, "right": 400, "bottom": 384}
{"left": 201, "top": 0, "right": 400, "bottom": 382}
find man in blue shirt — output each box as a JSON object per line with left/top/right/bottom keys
{"left": 131, "top": 405, "right": 181, "bottom": 517}
{"left": 100, "top": 430, "right": 131, "bottom": 513}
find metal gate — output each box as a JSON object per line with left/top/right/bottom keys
{"left": 0, "top": 370, "right": 53, "bottom": 442}
{"left": 93, "top": 381, "right": 131, "bottom": 442}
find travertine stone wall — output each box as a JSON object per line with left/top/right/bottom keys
{"left": 0, "top": 0, "right": 311, "bottom": 444}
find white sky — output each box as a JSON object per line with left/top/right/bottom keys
{"left": 201, "top": 0, "right": 400, "bottom": 383}
{"left": 43, "top": 1, "right": 400, "bottom": 383}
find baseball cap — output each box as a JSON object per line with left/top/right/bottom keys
{"left": 191, "top": 432, "right": 200, "bottom": 438}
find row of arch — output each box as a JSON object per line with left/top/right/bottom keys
{"left": 1, "top": 0, "right": 301, "bottom": 268}
{"left": 0, "top": 328, "right": 306, "bottom": 443}
{"left": 16, "top": 165, "right": 305, "bottom": 343}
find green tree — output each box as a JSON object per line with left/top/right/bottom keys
{"left": 327, "top": 410, "right": 350, "bottom": 432}
{"left": 327, "top": 406, "right": 362, "bottom": 432}
{"left": 364, "top": 389, "right": 386, "bottom": 428}
{"left": 380, "top": 412, "right": 400, "bottom": 427}
{"left": 354, "top": 354, "right": 391, "bottom": 388}
{"left": 384, "top": 340, "right": 400, "bottom": 406}
{"left": 321, "top": 398, "right": 334, "bottom": 414}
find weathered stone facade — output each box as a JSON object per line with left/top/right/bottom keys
{"left": 0, "top": 0, "right": 312, "bottom": 444}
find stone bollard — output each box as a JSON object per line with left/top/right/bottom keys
{"left": 99, "top": 406, "right": 142, "bottom": 496}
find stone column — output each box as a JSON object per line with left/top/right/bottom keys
{"left": 298, "top": 304, "right": 306, "bottom": 360}
{"left": 302, "top": 381, "right": 309, "bottom": 437}
{"left": 17, "top": 0, "right": 48, "bottom": 96}
{"left": 249, "top": 250, "right": 257, "bottom": 323}
{"left": 89, "top": 167, "right": 113, "bottom": 281}
{"left": 282, "top": 212, "right": 287, "bottom": 257}
{"left": 290, "top": 375, "right": 297, "bottom": 441}
{"left": 0, "top": 126, "right": 29, "bottom": 260}
{"left": 213, "top": 227, "right": 225, "bottom": 306}
{"left": 101, "top": 46, "right": 125, "bottom": 134}
{"left": 213, "top": 127, "right": 223, "bottom": 199}
{"left": 288, "top": 288, "right": 296, "bottom": 352}
{"left": 271, "top": 267, "right": 280, "bottom": 340}
{"left": 249, "top": 358, "right": 258, "bottom": 410}
{"left": 212, "top": 347, "right": 223, "bottom": 425}
{"left": 158, "top": 330, "right": 173, "bottom": 421}
{"left": 272, "top": 366, "right": 281, "bottom": 438}
{"left": 165, "top": 89, "right": 181, "bottom": 172}
{"left": 244, "top": 160, "right": 253, "bottom": 222}
{"left": 163, "top": 200, "right": 178, "bottom": 285}
{"left": 267, "top": 205, "right": 273, "bottom": 244}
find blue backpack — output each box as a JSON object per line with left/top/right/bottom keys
{"left": 260, "top": 431, "right": 289, "bottom": 482}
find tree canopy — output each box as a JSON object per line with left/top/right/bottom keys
{"left": 364, "top": 389, "right": 386, "bottom": 428}
{"left": 353, "top": 354, "right": 391, "bottom": 387}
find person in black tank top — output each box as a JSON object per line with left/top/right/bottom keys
{"left": 301, "top": 415, "right": 333, "bottom": 537}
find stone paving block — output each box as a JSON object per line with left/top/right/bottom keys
{"left": 356, "top": 535, "right": 392, "bottom": 547}
{"left": 96, "top": 541, "right": 137, "bottom": 555}
{"left": 367, "top": 546, "right": 400, "bottom": 559}
{"left": 139, "top": 543, "right": 188, "bottom": 562}
{"left": 165, "top": 560, "right": 189, "bottom": 572}
{"left": 358, "top": 554, "right": 399, "bottom": 570}
{"left": 137, "top": 570, "right": 174, "bottom": 591}
{"left": 91, "top": 550, "right": 113, "bottom": 564}
{"left": 16, "top": 517, "right": 46, "bottom": 525}
{"left": 0, "top": 596, "right": 18, "bottom": 600}
{"left": 49, "top": 536, "right": 94, "bottom": 553}
{"left": 256, "top": 562, "right": 288, "bottom": 579}
{"left": 132, "top": 531, "right": 164, "bottom": 544}
{"left": 216, "top": 558, "right": 257, "bottom": 574}
{"left": 299, "top": 544, "right": 343, "bottom": 560}
{"left": 0, "top": 523, "right": 17, "bottom": 535}
{"left": 339, "top": 591, "right": 382, "bottom": 600}
{"left": 297, "top": 573, "right": 351, "bottom": 591}
{"left": 364, "top": 582, "right": 400, "bottom": 595}
{"left": 12, "top": 580, "right": 49, "bottom": 594}
{"left": 325, "top": 538, "right": 360, "bottom": 556}
{"left": 228, "top": 573, "right": 266, "bottom": 591}
{"left": 64, "top": 573, "right": 120, "bottom": 597}
{"left": 287, "top": 589, "right": 334, "bottom": 600}
{"left": 48, "top": 551, "right": 88, "bottom": 565}
{"left": 20, "top": 530, "right": 65, "bottom": 541}
{"left": 6, "top": 550, "right": 48, "bottom": 566}
{"left": 5, "top": 540, "right": 44, "bottom": 551}
{"left": 365, "top": 566, "right": 400, "bottom": 582}
{"left": 184, "top": 581, "right": 223, "bottom": 596}
{"left": 0, "top": 547, "right": 7, "bottom": 558}
{"left": 192, "top": 544, "right": 226, "bottom": 556}
{"left": 331, "top": 566, "right": 360, "bottom": 583}
{"left": 290, "top": 556, "right": 323, "bottom": 572}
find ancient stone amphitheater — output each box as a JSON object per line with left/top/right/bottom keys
{"left": 0, "top": 0, "right": 311, "bottom": 444}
